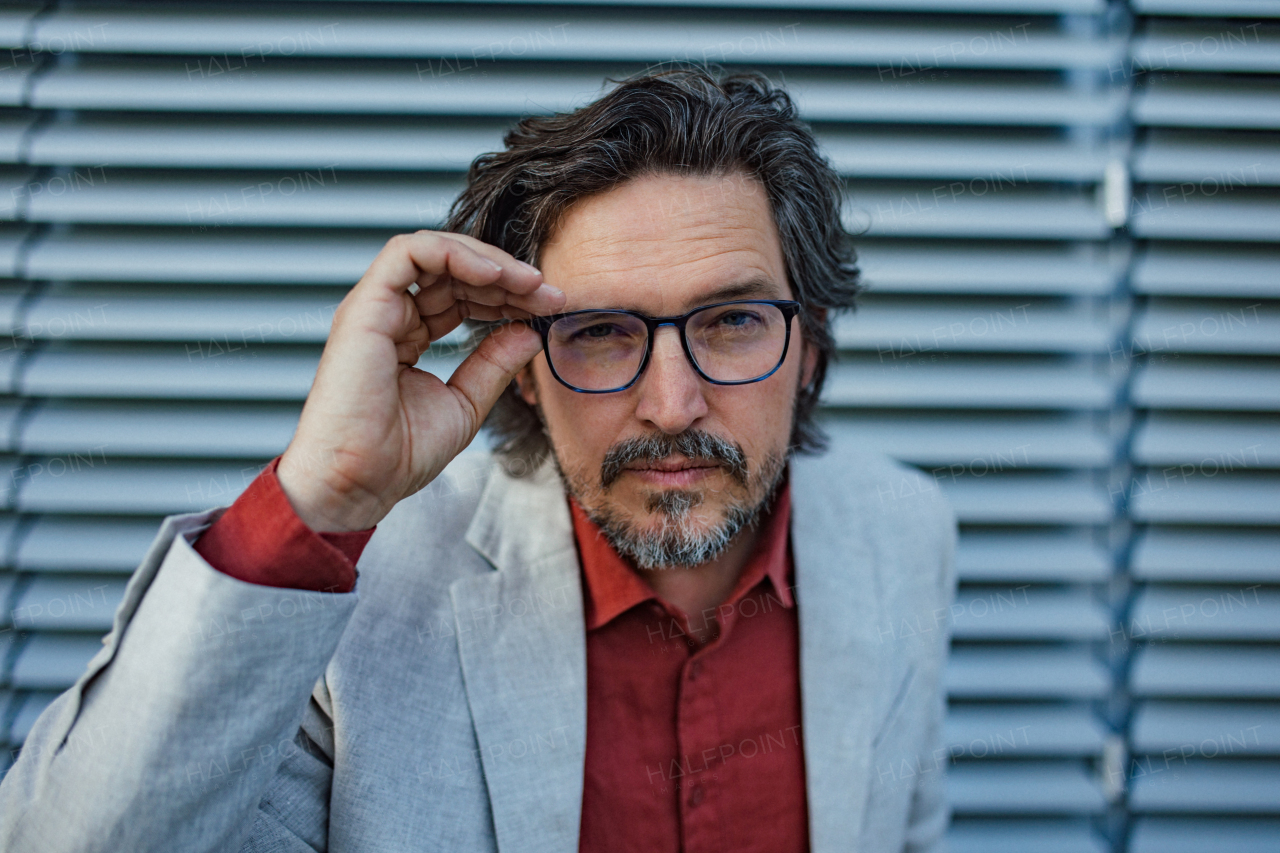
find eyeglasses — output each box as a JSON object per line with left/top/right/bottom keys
{"left": 526, "top": 299, "right": 801, "bottom": 393}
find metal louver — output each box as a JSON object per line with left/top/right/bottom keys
{"left": 0, "top": 2, "right": 1275, "bottom": 851}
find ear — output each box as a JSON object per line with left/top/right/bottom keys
{"left": 515, "top": 361, "right": 539, "bottom": 406}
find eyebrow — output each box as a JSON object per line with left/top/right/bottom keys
{"left": 693, "top": 276, "right": 784, "bottom": 306}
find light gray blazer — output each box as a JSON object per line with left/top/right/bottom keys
{"left": 0, "top": 437, "right": 957, "bottom": 853}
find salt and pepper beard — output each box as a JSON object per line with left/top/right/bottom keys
{"left": 552, "top": 428, "right": 789, "bottom": 570}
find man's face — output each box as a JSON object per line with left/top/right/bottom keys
{"left": 517, "top": 171, "right": 816, "bottom": 569}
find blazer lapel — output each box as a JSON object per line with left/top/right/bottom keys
{"left": 791, "top": 453, "right": 890, "bottom": 853}
{"left": 453, "top": 458, "right": 587, "bottom": 853}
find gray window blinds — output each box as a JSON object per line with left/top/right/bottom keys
{"left": 0, "top": 2, "right": 1275, "bottom": 850}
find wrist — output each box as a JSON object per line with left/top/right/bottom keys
{"left": 276, "top": 449, "right": 383, "bottom": 533}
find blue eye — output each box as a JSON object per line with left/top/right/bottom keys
{"left": 717, "top": 310, "right": 761, "bottom": 327}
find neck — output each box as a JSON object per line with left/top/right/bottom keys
{"left": 634, "top": 521, "right": 763, "bottom": 645}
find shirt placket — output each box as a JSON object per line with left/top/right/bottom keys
{"left": 671, "top": 608, "right": 732, "bottom": 853}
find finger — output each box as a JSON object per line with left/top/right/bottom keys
{"left": 403, "top": 232, "right": 554, "bottom": 301}
{"left": 446, "top": 321, "right": 544, "bottom": 432}
{"left": 413, "top": 271, "right": 564, "bottom": 319}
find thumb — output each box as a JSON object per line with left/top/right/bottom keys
{"left": 446, "top": 321, "right": 544, "bottom": 432}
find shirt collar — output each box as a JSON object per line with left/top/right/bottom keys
{"left": 569, "top": 476, "right": 793, "bottom": 631}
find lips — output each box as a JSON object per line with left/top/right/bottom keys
{"left": 625, "top": 455, "right": 718, "bottom": 474}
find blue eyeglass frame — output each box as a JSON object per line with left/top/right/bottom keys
{"left": 525, "top": 298, "right": 802, "bottom": 394}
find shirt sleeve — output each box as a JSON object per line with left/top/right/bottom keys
{"left": 192, "top": 456, "right": 373, "bottom": 593}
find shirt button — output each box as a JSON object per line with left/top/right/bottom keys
{"left": 688, "top": 784, "right": 705, "bottom": 807}
{"left": 688, "top": 661, "right": 702, "bottom": 681}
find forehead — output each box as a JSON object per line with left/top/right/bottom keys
{"left": 538, "top": 171, "right": 791, "bottom": 313}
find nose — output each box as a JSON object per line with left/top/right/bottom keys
{"left": 632, "top": 324, "right": 708, "bottom": 435}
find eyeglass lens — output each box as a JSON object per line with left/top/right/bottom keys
{"left": 546, "top": 302, "right": 789, "bottom": 391}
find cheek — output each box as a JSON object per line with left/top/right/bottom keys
{"left": 533, "top": 364, "right": 628, "bottom": 460}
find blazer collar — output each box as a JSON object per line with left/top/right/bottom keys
{"left": 790, "top": 449, "right": 892, "bottom": 852}
{"left": 455, "top": 457, "right": 587, "bottom": 853}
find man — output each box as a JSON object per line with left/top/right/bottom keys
{"left": 0, "top": 67, "right": 956, "bottom": 852}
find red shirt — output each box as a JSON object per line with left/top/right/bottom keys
{"left": 195, "top": 458, "right": 809, "bottom": 853}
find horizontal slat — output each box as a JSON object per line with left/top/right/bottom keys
{"left": 1132, "top": 79, "right": 1280, "bottom": 130}
{"left": 1132, "top": 529, "right": 1280, "bottom": 583}
{"left": 1130, "top": 300, "right": 1280, "bottom": 355}
{"left": 19, "top": 344, "right": 323, "bottom": 400}
{"left": 949, "top": 818, "right": 1106, "bottom": 853}
{"left": 9, "top": 633, "right": 102, "bottom": 689}
{"left": 1130, "top": 22, "right": 1280, "bottom": 74}
{"left": 948, "top": 646, "right": 1111, "bottom": 699}
{"left": 19, "top": 401, "right": 301, "bottom": 458}
{"left": 28, "top": 114, "right": 510, "bottom": 171}
{"left": 29, "top": 8, "right": 1125, "bottom": 69}
{"left": 1132, "top": 413, "right": 1280, "bottom": 466}
{"left": 31, "top": 59, "right": 1130, "bottom": 126}
{"left": 15, "top": 516, "right": 162, "bottom": 573}
{"left": 1131, "top": 817, "right": 1280, "bottom": 853}
{"left": 16, "top": 344, "right": 463, "bottom": 401}
{"left": 11, "top": 576, "right": 127, "bottom": 631}
{"left": 948, "top": 761, "right": 1107, "bottom": 814}
{"left": 24, "top": 227, "right": 388, "bottom": 283}
{"left": 946, "top": 704, "right": 1108, "bottom": 755}
{"left": 1132, "top": 701, "right": 1280, "bottom": 754}
{"left": 1131, "top": 645, "right": 1280, "bottom": 697}
{"left": 856, "top": 240, "right": 1122, "bottom": 296}
{"left": 821, "top": 129, "right": 1110, "bottom": 182}
{"left": 956, "top": 530, "right": 1111, "bottom": 583}
{"left": 848, "top": 185, "right": 1110, "bottom": 240}
{"left": 1129, "top": 760, "right": 1280, "bottom": 812}
{"left": 826, "top": 413, "right": 1113, "bottom": 468}
{"left": 939, "top": 473, "right": 1113, "bottom": 525}
{"left": 1130, "top": 472, "right": 1280, "bottom": 524}
{"left": 1129, "top": 586, "right": 1280, "bottom": 640}
{"left": 836, "top": 298, "right": 1119, "bottom": 354}
{"left": 1133, "top": 130, "right": 1280, "bottom": 186}
{"left": 18, "top": 284, "right": 344, "bottom": 342}
{"left": 824, "top": 356, "right": 1118, "bottom": 410}
{"left": 950, "top": 588, "right": 1111, "bottom": 640}
{"left": 1132, "top": 244, "right": 1280, "bottom": 298}
{"left": 1132, "top": 359, "right": 1280, "bottom": 411}
{"left": 25, "top": 169, "right": 462, "bottom": 228}
{"left": 28, "top": 116, "right": 1115, "bottom": 183}
{"left": 15, "top": 459, "right": 257, "bottom": 514}
{"left": 1131, "top": 187, "right": 1280, "bottom": 242}
{"left": 1133, "top": 0, "right": 1280, "bottom": 13}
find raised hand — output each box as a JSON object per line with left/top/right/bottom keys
{"left": 276, "top": 231, "right": 565, "bottom": 532}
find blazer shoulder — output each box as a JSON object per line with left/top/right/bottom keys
{"left": 793, "top": 432, "right": 953, "bottom": 534}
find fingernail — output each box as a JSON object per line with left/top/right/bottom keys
{"left": 517, "top": 259, "right": 541, "bottom": 275}
{"left": 540, "top": 283, "right": 564, "bottom": 298}
{"left": 483, "top": 258, "right": 504, "bottom": 272}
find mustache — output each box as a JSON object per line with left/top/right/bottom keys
{"left": 599, "top": 430, "right": 748, "bottom": 489}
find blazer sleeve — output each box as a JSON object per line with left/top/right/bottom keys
{"left": 0, "top": 509, "right": 359, "bottom": 853}
{"left": 902, "top": 490, "right": 959, "bottom": 853}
